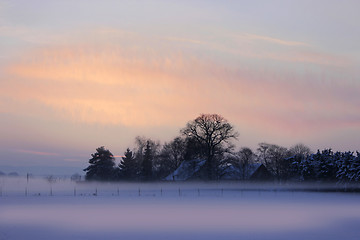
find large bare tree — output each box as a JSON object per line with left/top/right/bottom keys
{"left": 181, "top": 114, "right": 238, "bottom": 180}
{"left": 257, "top": 142, "right": 291, "bottom": 181}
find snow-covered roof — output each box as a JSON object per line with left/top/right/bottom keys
{"left": 165, "top": 159, "right": 265, "bottom": 181}
{"left": 221, "top": 163, "right": 262, "bottom": 180}
{"left": 164, "top": 159, "right": 206, "bottom": 181}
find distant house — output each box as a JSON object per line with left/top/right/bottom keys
{"left": 165, "top": 160, "right": 272, "bottom": 181}
{"left": 220, "top": 163, "right": 272, "bottom": 181}
{"left": 8, "top": 172, "right": 19, "bottom": 177}
{"left": 164, "top": 159, "right": 207, "bottom": 181}
{"left": 249, "top": 164, "right": 273, "bottom": 181}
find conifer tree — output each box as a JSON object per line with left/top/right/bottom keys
{"left": 83, "top": 146, "right": 116, "bottom": 181}
{"left": 141, "top": 141, "right": 153, "bottom": 181}
{"left": 119, "top": 148, "right": 136, "bottom": 180}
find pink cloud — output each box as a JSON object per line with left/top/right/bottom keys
{"left": 15, "top": 149, "right": 59, "bottom": 156}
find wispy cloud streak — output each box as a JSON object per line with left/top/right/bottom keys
{"left": 163, "top": 36, "right": 207, "bottom": 45}
{"left": 15, "top": 149, "right": 59, "bottom": 156}
{"left": 244, "top": 33, "right": 308, "bottom": 46}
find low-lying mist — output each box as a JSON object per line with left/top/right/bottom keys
{"left": 1, "top": 176, "right": 360, "bottom": 240}
{"left": 1, "top": 176, "right": 360, "bottom": 198}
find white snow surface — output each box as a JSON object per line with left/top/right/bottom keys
{"left": 1, "top": 177, "right": 360, "bottom": 240}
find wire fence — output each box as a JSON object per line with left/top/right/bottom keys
{"left": 1, "top": 177, "right": 359, "bottom": 198}
{"left": 1, "top": 187, "right": 292, "bottom": 198}
{"left": 0, "top": 179, "right": 287, "bottom": 198}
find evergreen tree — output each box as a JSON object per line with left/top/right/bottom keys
{"left": 351, "top": 152, "right": 360, "bottom": 182}
{"left": 83, "top": 146, "right": 116, "bottom": 181}
{"left": 133, "top": 136, "right": 160, "bottom": 179}
{"left": 336, "top": 151, "right": 350, "bottom": 183}
{"left": 119, "top": 148, "right": 136, "bottom": 180}
{"left": 334, "top": 151, "right": 360, "bottom": 183}
{"left": 299, "top": 154, "right": 316, "bottom": 181}
{"left": 315, "top": 149, "right": 337, "bottom": 181}
{"left": 141, "top": 141, "right": 153, "bottom": 181}
{"left": 342, "top": 151, "right": 360, "bottom": 182}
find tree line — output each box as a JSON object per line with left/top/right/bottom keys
{"left": 83, "top": 114, "right": 360, "bottom": 183}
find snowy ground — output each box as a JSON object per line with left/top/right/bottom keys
{"left": 1, "top": 177, "right": 360, "bottom": 240}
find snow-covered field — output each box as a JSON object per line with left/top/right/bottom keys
{"left": 1, "top": 177, "right": 360, "bottom": 240}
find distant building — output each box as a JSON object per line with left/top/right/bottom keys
{"left": 220, "top": 163, "right": 273, "bottom": 181}
{"left": 8, "top": 172, "right": 19, "bottom": 177}
{"left": 249, "top": 164, "right": 273, "bottom": 181}
{"left": 220, "top": 164, "right": 251, "bottom": 180}
{"left": 164, "top": 159, "right": 207, "bottom": 181}
{"left": 165, "top": 159, "right": 272, "bottom": 181}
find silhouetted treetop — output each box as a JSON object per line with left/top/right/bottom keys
{"left": 83, "top": 146, "right": 116, "bottom": 181}
{"left": 181, "top": 114, "right": 239, "bottom": 180}
{"left": 119, "top": 148, "right": 136, "bottom": 180}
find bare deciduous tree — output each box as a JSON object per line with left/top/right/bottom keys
{"left": 181, "top": 114, "right": 238, "bottom": 180}
{"left": 236, "top": 147, "right": 256, "bottom": 180}
{"left": 160, "top": 137, "right": 186, "bottom": 173}
{"left": 257, "top": 143, "right": 291, "bottom": 181}
{"left": 289, "top": 143, "right": 312, "bottom": 157}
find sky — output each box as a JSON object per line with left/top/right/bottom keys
{"left": 0, "top": 0, "right": 359, "bottom": 175}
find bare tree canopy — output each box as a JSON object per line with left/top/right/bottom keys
{"left": 234, "top": 147, "right": 256, "bottom": 180}
{"left": 181, "top": 114, "right": 238, "bottom": 149}
{"left": 289, "top": 143, "right": 312, "bottom": 157}
{"left": 181, "top": 114, "right": 239, "bottom": 179}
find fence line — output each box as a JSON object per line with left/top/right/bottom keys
{"left": 1, "top": 177, "right": 359, "bottom": 197}
{"left": 0, "top": 186, "right": 301, "bottom": 198}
